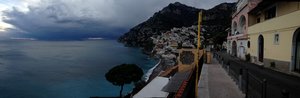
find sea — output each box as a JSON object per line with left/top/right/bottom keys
{"left": 0, "top": 39, "right": 157, "bottom": 98}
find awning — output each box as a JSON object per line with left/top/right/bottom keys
{"left": 133, "top": 77, "right": 169, "bottom": 98}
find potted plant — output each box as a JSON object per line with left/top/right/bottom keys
{"left": 245, "top": 53, "right": 251, "bottom": 62}
{"left": 270, "top": 62, "right": 276, "bottom": 68}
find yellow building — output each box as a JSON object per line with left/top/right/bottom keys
{"left": 248, "top": 1, "right": 300, "bottom": 73}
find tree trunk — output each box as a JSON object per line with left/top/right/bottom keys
{"left": 120, "top": 84, "right": 124, "bottom": 98}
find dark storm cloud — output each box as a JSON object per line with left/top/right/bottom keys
{"left": 2, "top": 0, "right": 235, "bottom": 40}
{"left": 3, "top": 5, "right": 125, "bottom": 40}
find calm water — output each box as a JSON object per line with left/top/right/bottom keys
{"left": 0, "top": 40, "right": 157, "bottom": 98}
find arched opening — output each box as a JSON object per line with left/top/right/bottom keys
{"left": 232, "top": 22, "right": 237, "bottom": 35}
{"left": 292, "top": 28, "right": 300, "bottom": 72}
{"left": 239, "top": 15, "right": 246, "bottom": 34}
{"left": 232, "top": 41, "right": 237, "bottom": 57}
{"left": 258, "top": 35, "right": 264, "bottom": 62}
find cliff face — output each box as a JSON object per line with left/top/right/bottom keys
{"left": 118, "top": 2, "right": 236, "bottom": 52}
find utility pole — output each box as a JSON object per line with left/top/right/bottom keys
{"left": 195, "top": 11, "right": 202, "bottom": 98}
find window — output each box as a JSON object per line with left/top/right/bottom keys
{"left": 274, "top": 33, "right": 279, "bottom": 45}
{"left": 265, "top": 6, "right": 276, "bottom": 20}
{"left": 247, "top": 41, "right": 250, "bottom": 48}
{"left": 239, "top": 15, "right": 246, "bottom": 33}
{"left": 256, "top": 18, "right": 260, "bottom": 23}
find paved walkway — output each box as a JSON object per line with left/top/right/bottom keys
{"left": 198, "top": 58, "right": 245, "bottom": 98}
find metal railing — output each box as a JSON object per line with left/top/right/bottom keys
{"left": 215, "top": 52, "right": 300, "bottom": 98}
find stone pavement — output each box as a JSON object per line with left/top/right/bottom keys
{"left": 198, "top": 58, "right": 245, "bottom": 98}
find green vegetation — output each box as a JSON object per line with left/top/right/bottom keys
{"left": 245, "top": 53, "right": 251, "bottom": 62}
{"left": 105, "top": 64, "right": 144, "bottom": 97}
{"left": 270, "top": 62, "right": 276, "bottom": 68}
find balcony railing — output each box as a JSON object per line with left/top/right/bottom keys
{"left": 248, "top": 10, "right": 300, "bottom": 34}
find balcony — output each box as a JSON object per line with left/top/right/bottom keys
{"left": 248, "top": 10, "right": 300, "bottom": 34}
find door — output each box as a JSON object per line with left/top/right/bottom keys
{"left": 295, "top": 33, "right": 300, "bottom": 72}
{"left": 232, "top": 41, "right": 237, "bottom": 57}
{"left": 239, "top": 46, "right": 245, "bottom": 59}
{"left": 258, "top": 35, "right": 264, "bottom": 62}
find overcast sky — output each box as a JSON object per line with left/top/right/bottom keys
{"left": 0, "top": 0, "right": 236, "bottom": 40}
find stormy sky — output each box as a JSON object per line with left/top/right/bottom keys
{"left": 0, "top": 0, "right": 236, "bottom": 40}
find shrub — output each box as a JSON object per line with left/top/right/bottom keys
{"left": 270, "top": 62, "right": 276, "bottom": 68}
{"left": 245, "top": 53, "right": 251, "bottom": 62}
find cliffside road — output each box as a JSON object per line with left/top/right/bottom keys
{"left": 198, "top": 58, "right": 245, "bottom": 98}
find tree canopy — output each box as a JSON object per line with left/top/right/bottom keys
{"left": 105, "top": 64, "right": 144, "bottom": 97}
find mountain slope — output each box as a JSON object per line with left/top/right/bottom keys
{"left": 202, "top": 3, "right": 236, "bottom": 44}
{"left": 118, "top": 2, "right": 236, "bottom": 52}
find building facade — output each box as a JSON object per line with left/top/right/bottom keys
{"left": 227, "top": 0, "right": 261, "bottom": 59}
{"left": 248, "top": 1, "right": 300, "bottom": 73}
